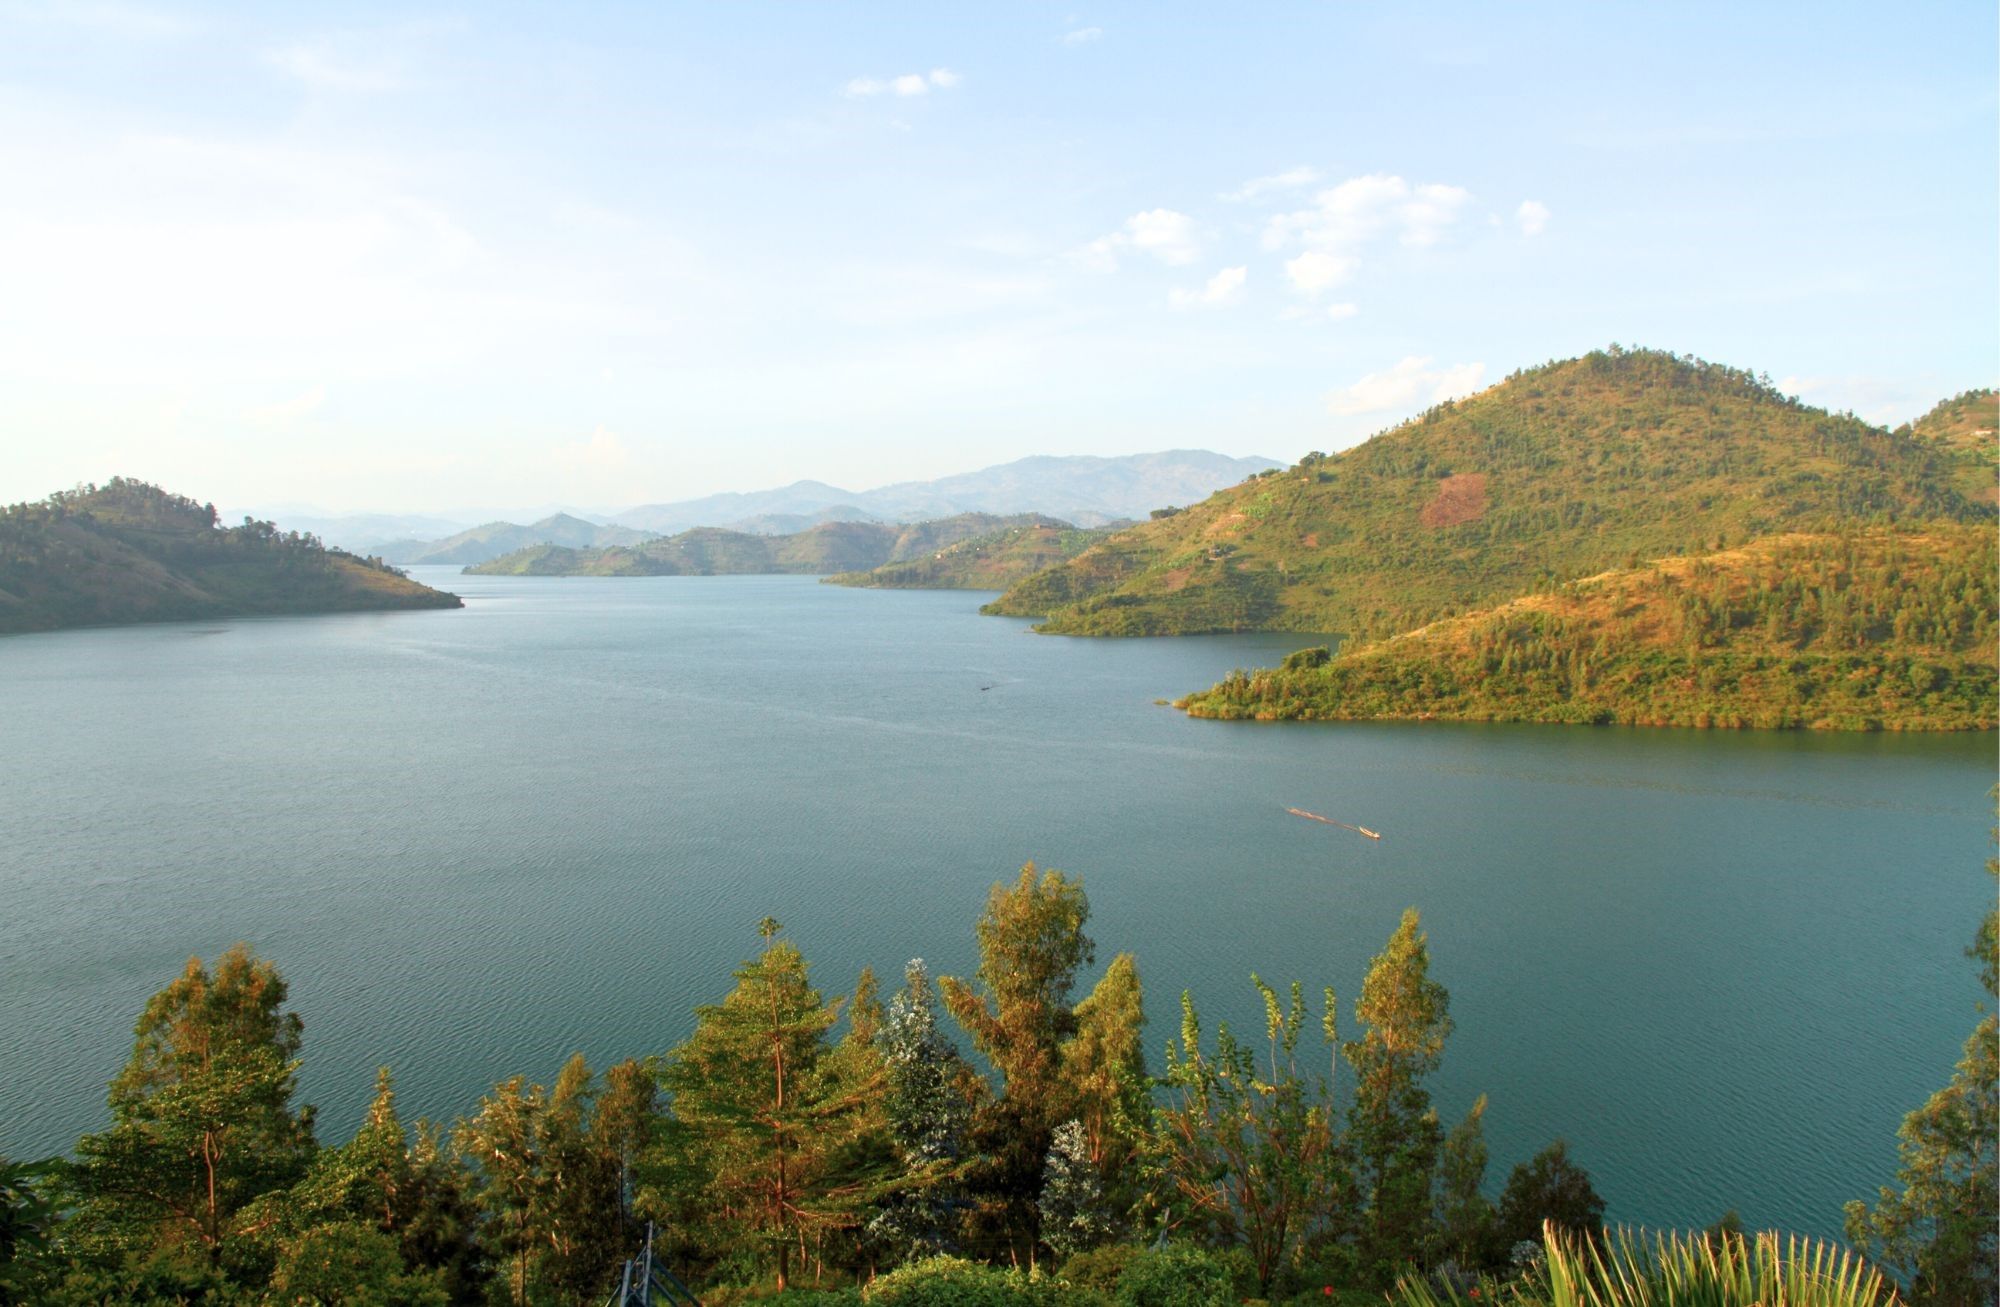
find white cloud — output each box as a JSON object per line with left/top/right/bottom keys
{"left": 1325, "top": 302, "right": 1358, "bottom": 320}
{"left": 1076, "top": 208, "right": 1202, "bottom": 270}
{"left": 1326, "top": 356, "right": 1485, "bottom": 416}
{"left": 1265, "top": 173, "right": 1474, "bottom": 255}
{"left": 1220, "top": 165, "right": 1321, "bottom": 203}
{"left": 554, "top": 426, "right": 630, "bottom": 472}
{"left": 1061, "top": 26, "right": 1103, "bottom": 44}
{"left": 846, "top": 68, "right": 960, "bottom": 98}
{"left": 1284, "top": 249, "right": 1355, "bottom": 293}
{"left": 1169, "top": 265, "right": 1246, "bottom": 309}
{"left": 1516, "top": 199, "right": 1550, "bottom": 236}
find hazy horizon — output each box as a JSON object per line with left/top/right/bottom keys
{"left": 5, "top": 2, "right": 1994, "bottom": 514}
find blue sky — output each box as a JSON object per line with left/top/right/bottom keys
{"left": 3, "top": 1, "right": 1993, "bottom": 515}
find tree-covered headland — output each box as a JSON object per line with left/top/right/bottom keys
{"left": 0, "top": 480, "right": 462, "bottom": 635}
{"left": 3, "top": 858, "right": 1990, "bottom": 1306}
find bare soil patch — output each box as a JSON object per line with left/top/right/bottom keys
{"left": 1420, "top": 472, "right": 1489, "bottom": 527}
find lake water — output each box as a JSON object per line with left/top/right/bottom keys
{"left": 0, "top": 570, "right": 1991, "bottom": 1242}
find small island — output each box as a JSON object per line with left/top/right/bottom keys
{"left": 0, "top": 479, "right": 463, "bottom": 636}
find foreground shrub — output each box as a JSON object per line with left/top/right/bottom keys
{"left": 863, "top": 1254, "right": 1051, "bottom": 1306}
{"left": 1113, "top": 1244, "right": 1243, "bottom": 1306}
{"left": 1391, "top": 1223, "right": 1899, "bottom": 1307}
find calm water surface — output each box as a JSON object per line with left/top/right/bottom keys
{"left": 0, "top": 571, "right": 1991, "bottom": 1241}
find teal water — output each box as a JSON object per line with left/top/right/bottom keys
{"left": 0, "top": 571, "right": 1991, "bottom": 1241}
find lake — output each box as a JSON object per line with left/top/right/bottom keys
{"left": 0, "top": 570, "right": 1990, "bottom": 1242}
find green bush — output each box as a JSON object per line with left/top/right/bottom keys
{"left": 1113, "top": 1244, "right": 1244, "bottom": 1306}
{"left": 864, "top": 1254, "right": 1050, "bottom": 1306}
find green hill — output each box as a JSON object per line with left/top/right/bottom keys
{"left": 467, "top": 513, "right": 1060, "bottom": 577}
{"left": 985, "top": 348, "right": 1990, "bottom": 638}
{"left": 0, "top": 479, "right": 463, "bottom": 635}
{"left": 823, "top": 518, "right": 1109, "bottom": 590}
{"left": 1178, "top": 528, "right": 1996, "bottom": 731}
{"left": 1899, "top": 387, "right": 1996, "bottom": 508}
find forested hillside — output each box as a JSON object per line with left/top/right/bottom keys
{"left": 1178, "top": 529, "right": 1996, "bottom": 730}
{"left": 986, "top": 349, "right": 1990, "bottom": 639}
{"left": 1899, "top": 387, "right": 1996, "bottom": 508}
{"left": 824, "top": 519, "right": 1112, "bottom": 591}
{"left": 0, "top": 479, "right": 462, "bottom": 635}
{"left": 467, "top": 513, "right": 1066, "bottom": 577}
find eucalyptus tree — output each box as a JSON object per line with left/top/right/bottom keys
{"left": 1345, "top": 908, "right": 1453, "bottom": 1283}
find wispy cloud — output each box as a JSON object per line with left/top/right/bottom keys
{"left": 845, "top": 68, "right": 960, "bottom": 98}
{"left": 1516, "top": 199, "right": 1550, "bottom": 236}
{"left": 1327, "top": 356, "right": 1484, "bottom": 416}
{"left": 1060, "top": 25, "right": 1103, "bottom": 45}
{"left": 1075, "top": 208, "right": 1203, "bottom": 270}
{"left": 554, "top": 426, "right": 631, "bottom": 473}
{"left": 1170, "top": 265, "right": 1246, "bottom": 309}
{"left": 1283, "top": 249, "right": 1355, "bottom": 294}
{"left": 1220, "top": 165, "right": 1321, "bottom": 203}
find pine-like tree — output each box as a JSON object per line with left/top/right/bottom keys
{"left": 1432, "top": 1094, "right": 1492, "bottom": 1269}
{"left": 867, "top": 959, "right": 973, "bottom": 1263}
{"left": 661, "top": 922, "right": 887, "bottom": 1291}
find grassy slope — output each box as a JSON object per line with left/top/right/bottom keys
{"left": 986, "top": 348, "right": 1989, "bottom": 638}
{"left": 467, "top": 513, "right": 1060, "bottom": 576}
{"left": 0, "top": 480, "right": 462, "bottom": 635}
{"left": 822, "top": 519, "right": 1107, "bottom": 590}
{"left": 1178, "top": 528, "right": 1997, "bottom": 730}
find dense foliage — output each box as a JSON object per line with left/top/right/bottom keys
{"left": 467, "top": 514, "right": 1067, "bottom": 578}
{"left": 984, "top": 349, "right": 1991, "bottom": 638}
{"left": 0, "top": 479, "right": 460, "bottom": 634}
{"left": 1179, "top": 530, "right": 1997, "bottom": 730}
{"left": 3, "top": 854, "right": 1987, "bottom": 1304}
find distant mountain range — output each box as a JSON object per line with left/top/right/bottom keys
{"left": 609, "top": 450, "right": 1280, "bottom": 536}
{"left": 296, "top": 449, "right": 1278, "bottom": 567}
{"left": 377, "top": 514, "right": 654, "bottom": 566}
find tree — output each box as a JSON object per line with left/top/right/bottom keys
{"left": 1845, "top": 857, "right": 1997, "bottom": 1305}
{"left": 1433, "top": 1095, "right": 1492, "bottom": 1268}
{"left": 454, "top": 1074, "right": 545, "bottom": 1305}
{"left": 1153, "top": 981, "right": 1344, "bottom": 1293}
{"left": 1038, "top": 1121, "right": 1112, "bottom": 1260}
{"left": 1345, "top": 909, "right": 1452, "bottom": 1283}
{"left": 66, "top": 945, "right": 317, "bottom": 1280}
{"left": 661, "top": 923, "right": 886, "bottom": 1291}
{"left": 940, "top": 863, "right": 1095, "bottom": 1261}
{"left": 1060, "top": 952, "right": 1150, "bottom": 1191}
{"left": 267, "top": 1221, "right": 447, "bottom": 1306}
{"left": 867, "top": 959, "right": 974, "bottom": 1262}
{"left": 1495, "top": 1140, "right": 1604, "bottom": 1250}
